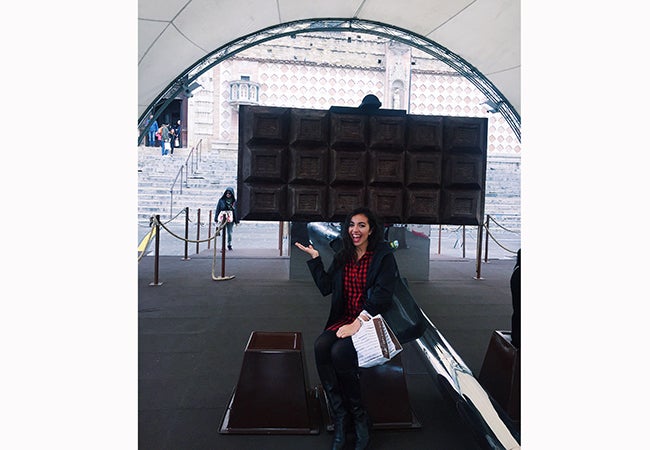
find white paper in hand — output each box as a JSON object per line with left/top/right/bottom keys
{"left": 351, "top": 314, "right": 402, "bottom": 368}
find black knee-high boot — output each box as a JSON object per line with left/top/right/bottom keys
{"left": 338, "top": 370, "right": 370, "bottom": 450}
{"left": 318, "top": 365, "right": 348, "bottom": 450}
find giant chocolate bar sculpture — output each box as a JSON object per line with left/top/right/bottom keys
{"left": 237, "top": 105, "right": 487, "bottom": 225}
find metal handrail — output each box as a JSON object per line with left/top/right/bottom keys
{"left": 169, "top": 139, "right": 203, "bottom": 219}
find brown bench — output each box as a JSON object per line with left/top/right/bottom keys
{"left": 220, "top": 331, "right": 421, "bottom": 435}
{"left": 478, "top": 330, "right": 520, "bottom": 421}
{"left": 219, "top": 331, "right": 320, "bottom": 434}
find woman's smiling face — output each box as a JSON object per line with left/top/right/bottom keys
{"left": 348, "top": 213, "right": 372, "bottom": 250}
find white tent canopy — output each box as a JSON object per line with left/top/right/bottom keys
{"left": 138, "top": 0, "right": 520, "bottom": 121}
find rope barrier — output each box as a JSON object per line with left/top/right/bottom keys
{"left": 154, "top": 216, "right": 218, "bottom": 245}
{"left": 142, "top": 210, "right": 518, "bottom": 284}
{"left": 161, "top": 208, "right": 186, "bottom": 225}
{"left": 483, "top": 226, "right": 518, "bottom": 254}
{"left": 143, "top": 212, "right": 234, "bottom": 285}
{"left": 486, "top": 215, "right": 519, "bottom": 234}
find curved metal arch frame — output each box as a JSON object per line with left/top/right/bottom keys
{"left": 138, "top": 18, "right": 520, "bottom": 144}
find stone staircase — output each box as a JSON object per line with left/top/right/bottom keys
{"left": 483, "top": 155, "right": 521, "bottom": 232}
{"left": 138, "top": 143, "right": 238, "bottom": 224}
{"left": 138, "top": 145, "right": 520, "bottom": 231}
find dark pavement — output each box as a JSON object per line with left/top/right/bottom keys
{"left": 139, "top": 245, "right": 518, "bottom": 450}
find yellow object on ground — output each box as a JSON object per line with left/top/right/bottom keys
{"left": 138, "top": 228, "right": 156, "bottom": 253}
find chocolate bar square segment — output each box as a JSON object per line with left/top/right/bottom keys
{"left": 330, "top": 113, "right": 367, "bottom": 148}
{"left": 368, "top": 187, "right": 404, "bottom": 223}
{"left": 440, "top": 189, "right": 482, "bottom": 225}
{"left": 404, "top": 188, "right": 440, "bottom": 223}
{"left": 368, "top": 151, "right": 404, "bottom": 186}
{"left": 290, "top": 109, "right": 329, "bottom": 146}
{"left": 239, "top": 183, "right": 287, "bottom": 220}
{"left": 288, "top": 147, "right": 329, "bottom": 185}
{"left": 406, "top": 115, "right": 443, "bottom": 152}
{"left": 405, "top": 151, "right": 441, "bottom": 187}
{"left": 328, "top": 186, "right": 366, "bottom": 221}
{"left": 330, "top": 150, "right": 366, "bottom": 185}
{"left": 368, "top": 115, "right": 406, "bottom": 150}
{"left": 240, "top": 146, "right": 287, "bottom": 183}
{"left": 240, "top": 105, "right": 290, "bottom": 145}
{"left": 288, "top": 185, "right": 328, "bottom": 221}
{"left": 443, "top": 117, "right": 487, "bottom": 154}
{"left": 443, "top": 153, "right": 484, "bottom": 188}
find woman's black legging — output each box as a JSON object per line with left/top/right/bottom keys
{"left": 314, "top": 329, "right": 358, "bottom": 373}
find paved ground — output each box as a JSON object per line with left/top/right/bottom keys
{"left": 138, "top": 220, "right": 521, "bottom": 449}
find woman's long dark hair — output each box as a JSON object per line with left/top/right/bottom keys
{"left": 334, "top": 207, "right": 384, "bottom": 265}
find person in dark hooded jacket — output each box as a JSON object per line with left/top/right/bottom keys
{"left": 294, "top": 207, "right": 398, "bottom": 450}
{"left": 215, "top": 187, "right": 239, "bottom": 250}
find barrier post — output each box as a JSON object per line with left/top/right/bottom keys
{"left": 475, "top": 224, "right": 484, "bottom": 280}
{"left": 484, "top": 215, "right": 490, "bottom": 263}
{"left": 182, "top": 207, "right": 190, "bottom": 261}
{"left": 196, "top": 208, "right": 201, "bottom": 254}
{"left": 462, "top": 225, "right": 466, "bottom": 258}
{"left": 213, "top": 221, "right": 235, "bottom": 281}
{"left": 279, "top": 221, "right": 284, "bottom": 256}
{"left": 221, "top": 229, "right": 226, "bottom": 277}
{"left": 208, "top": 211, "right": 213, "bottom": 249}
{"left": 149, "top": 215, "right": 163, "bottom": 286}
{"left": 437, "top": 224, "right": 442, "bottom": 255}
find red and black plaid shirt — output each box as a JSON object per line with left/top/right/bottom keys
{"left": 327, "top": 251, "right": 374, "bottom": 331}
